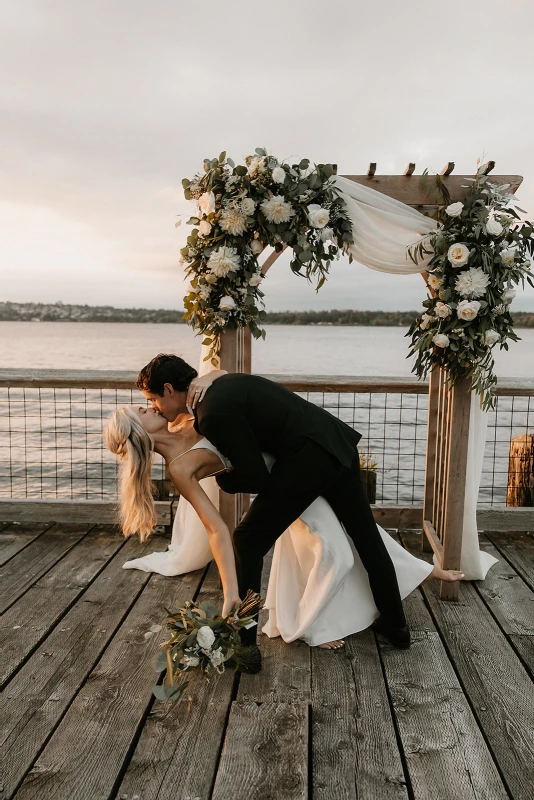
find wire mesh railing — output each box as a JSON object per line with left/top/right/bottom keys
{"left": 0, "top": 372, "right": 532, "bottom": 506}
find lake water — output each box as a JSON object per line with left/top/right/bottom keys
{"left": 1, "top": 321, "right": 533, "bottom": 376}
{"left": 0, "top": 322, "right": 531, "bottom": 506}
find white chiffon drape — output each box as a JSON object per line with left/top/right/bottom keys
{"left": 123, "top": 174, "right": 495, "bottom": 586}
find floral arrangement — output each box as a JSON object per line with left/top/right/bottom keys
{"left": 179, "top": 149, "right": 355, "bottom": 362}
{"left": 151, "top": 590, "right": 263, "bottom": 703}
{"left": 408, "top": 171, "right": 534, "bottom": 409}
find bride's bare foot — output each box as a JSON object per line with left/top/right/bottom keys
{"left": 431, "top": 566, "right": 465, "bottom": 582}
{"left": 317, "top": 639, "right": 345, "bottom": 650}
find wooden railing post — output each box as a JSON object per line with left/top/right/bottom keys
{"left": 422, "top": 365, "right": 440, "bottom": 551}
{"left": 218, "top": 327, "right": 252, "bottom": 533}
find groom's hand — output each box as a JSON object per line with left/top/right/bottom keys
{"left": 186, "top": 369, "right": 228, "bottom": 410}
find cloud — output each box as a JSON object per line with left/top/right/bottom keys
{"left": 1, "top": 0, "right": 533, "bottom": 310}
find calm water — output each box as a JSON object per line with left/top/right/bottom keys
{"left": 1, "top": 321, "right": 533, "bottom": 376}
{"left": 1, "top": 322, "right": 531, "bottom": 505}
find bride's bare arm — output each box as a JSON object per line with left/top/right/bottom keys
{"left": 169, "top": 463, "right": 240, "bottom": 617}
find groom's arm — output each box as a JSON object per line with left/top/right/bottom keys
{"left": 200, "top": 413, "right": 272, "bottom": 494}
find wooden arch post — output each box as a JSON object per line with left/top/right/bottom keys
{"left": 217, "top": 162, "right": 523, "bottom": 600}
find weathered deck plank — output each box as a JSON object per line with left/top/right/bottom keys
{"left": 0, "top": 526, "right": 125, "bottom": 687}
{"left": 484, "top": 530, "right": 534, "bottom": 591}
{"left": 212, "top": 702, "right": 308, "bottom": 800}
{"left": 0, "top": 522, "right": 52, "bottom": 566}
{"left": 1, "top": 538, "right": 161, "bottom": 799}
{"left": 11, "top": 568, "right": 205, "bottom": 800}
{"left": 402, "top": 531, "right": 534, "bottom": 800}
{"left": 0, "top": 524, "right": 90, "bottom": 614}
{"left": 312, "top": 630, "right": 409, "bottom": 800}
{"left": 116, "top": 561, "right": 235, "bottom": 800}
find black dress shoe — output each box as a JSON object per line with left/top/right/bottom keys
{"left": 371, "top": 617, "right": 411, "bottom": 649}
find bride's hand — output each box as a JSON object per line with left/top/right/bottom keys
{"left": 222, "top": 594, "right": 241, "bottom": 619}
{"left": 187, "top": 369, "right": 228, "bottom": 409}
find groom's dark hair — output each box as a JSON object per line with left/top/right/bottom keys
{"left": 136, "top": 354, "right": 198, "bottom": 395}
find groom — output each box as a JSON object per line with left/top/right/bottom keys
{"left": 137, "top": 354, "right": 409, "bottom": 653}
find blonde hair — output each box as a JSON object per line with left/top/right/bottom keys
{"left": 104, "top": 407, "right": 157, "bottom": 541}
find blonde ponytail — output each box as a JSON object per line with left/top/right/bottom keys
{"left": 104, "top": 407, "right": 157, "bottom": 541}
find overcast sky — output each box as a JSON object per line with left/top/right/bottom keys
{"left": 1, "top": 0, "right": 533, "bottom": 312}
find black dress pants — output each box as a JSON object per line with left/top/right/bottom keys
{"left": 231, "top": 442, "right": 407, "bottom": 643}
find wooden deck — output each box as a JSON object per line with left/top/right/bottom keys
{"left": 1, "top": 521, "right": 533, "bottom": 800}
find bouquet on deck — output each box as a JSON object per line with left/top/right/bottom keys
{"left": 151, "top": 590, "right": 263, "bottom": 703}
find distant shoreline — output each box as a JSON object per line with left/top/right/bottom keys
{"left": 1, "top": 301, "right": 533, "bottom": 328}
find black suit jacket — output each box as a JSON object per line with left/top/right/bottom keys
{"left": 194, "top": 374, "right": 361, "bottom": 494}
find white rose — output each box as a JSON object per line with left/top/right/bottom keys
{"left": 241, "top": 198, "right": 255, "bottom": 216}
{"left": 219, "top": 296, "right": 236, "bottom": 311}
{"left": 250, "top": 239, "right": 263, "bottom": 255}
{"left": 196, "top": 625, "right": 215, "bottom": 650}
{"left": 183, "top": 654, "right": 200, "bottom": 668}
{"left": 435, "top": 302, "right": 452, "bottom": 319}
{"left": 248, "top": 272, "right": 263, "bottom": 287}
{"left": 486, "top": 217, "right": 503, "bottom": 236}
{"left": 445, "top": 202, "right": 464, "bottom": 217}
{"left": 433, "top": 333, "right": 450, "bottom": 348}
{"left": 502, "top": 288, "right": 516, "bottom": 304}
{"left": 271, "top": 166, "right": 286, "bottom": 184}
{"left": 198, "top": 191, "right": 216, "bottom": 217}
{"left": 447, "top": 243, "right": 470, "bottom": 268}
{"left": 420, "top": 313, "right": 434, "bottom": 330}
{"left": 500, "top": 248, "right": 516, "bottom": 266}
{"left": 307, "top": 204, "right": 330, "bottom": 229}
{"left": 457, "top": 299, "right": 481, "bottom": 321}
{"left": 484, "top": 329, "right": 500, "bottom": 346}
{"left": 198, "top": 219, "right": 212, "bottom": 237}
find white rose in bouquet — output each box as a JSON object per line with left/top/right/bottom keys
{"left": 248, "top": 272, "right": 263, "bottom": 286}
{"left": 307, "top": 204, "right": 330, "bottom": 229}
{"left": 447, "top": 243, "right": 470, "bottom": 268}
{"left": 435, "top": 302, "right": 452, "bottom": 318}
{"left": 198, "top": 191, "right": 216, "bottom": 217}
{"left": 271, "top": 166, "right": 286, "bottom": 184}
{"left": 219, "top": 295, "right": 236, "bottom": 311}
{"left": 420, "top": 313, "right": 434, "bottom": 330}
{"left": 247, "top": 156, "right": 265, "bottom": 177}
{"left": 198, "top": 219, "right": 212, "bottom": 237}
{"left": 209, "top": 647, "right": 226, "bottom": 667}
{"left": 457, "top": 299, "right": 481, "bottom": 321}
{"left": 250, "top": 239, "right": 263, "bottom": 255}
{"left": 484, "top": 329, "right": 500, "bottom": 346}
{"left": 502, "top": 288, "right": 516, "bottom": 304}
{"left": 196, "top": 626, "right": 216, "bottom": 650}
{"left": 433, "top": 333, "right": 450, "bottom": 348}
{"left": 427, "top": 273, "right": 444, "bottom": 291}
{"left": 486, "top": 217, "right": 504, "bottom": 236}
{"left": 241, "top": 198, "right": 255, "bottom": 216}
{"left": 445, "top": 202, "right": 464, "bottom": 217}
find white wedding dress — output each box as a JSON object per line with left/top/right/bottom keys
{"left": 124, "top": 443, "right": 433, "bottom": 646}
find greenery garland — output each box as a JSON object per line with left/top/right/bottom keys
{"left": 180, "top": 149, "right": 354, "bottom": 363}
{"left": 407, "top": 172, "right": 533, "bottom": 409}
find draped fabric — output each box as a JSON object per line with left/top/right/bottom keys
{"left": 124, "top": 176, "right": 495, "bottom": 582}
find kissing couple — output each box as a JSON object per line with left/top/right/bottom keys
{"left": 105, "top": 353, "right": 463, "bottom": 671}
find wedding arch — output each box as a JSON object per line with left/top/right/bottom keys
{"left": 179, "top": 152, "right": 531, "bottom": 599}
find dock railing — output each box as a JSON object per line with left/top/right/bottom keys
{"left": 0, "top": 369, "right": 532, "bottom": 533}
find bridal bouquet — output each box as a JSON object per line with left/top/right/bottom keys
{"left": 408, "top": 170, "right": 534, "bottom": 409}
{"left": 151, "top": 590, "right": 263, "bottom": 703}
{"left": 179, "top": 148, "right": 354, "bottom": 363}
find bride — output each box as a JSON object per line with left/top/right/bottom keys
{"left": 105, "top": 404, "right": 463, "bottom": 651}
